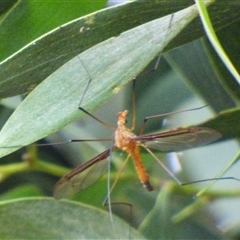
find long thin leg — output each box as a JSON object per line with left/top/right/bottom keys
{"left": 182, "top": 177, "right": 240, "bottom": 185}
{"left": 134, "top": 14, "right": 175, "bottom": 82}
{"left": 76, "top": 56, "right": 115, "bottom": 130}
{"left": 139, "top": 105, "right": 208, "bottom": 135}
{"left": 129, "top": 80, "right": 136, "bottom": 131}
{"left": 103, "top": 154, "right": 132, "bottom": 206}
{"left": 142, "top": 144, "right": 182, "bottom": 185}
{"left": 127, "top": 14, "right": 176, "bottom": 134}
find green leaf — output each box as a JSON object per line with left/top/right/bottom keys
{"left": 195, "top": 0, "right": 240, "bottom": 84}
{"left": 138, "top": 184, "right": 221, "bottom": 239}
{"left": 0, "top": 0, "right": 107, "bottom": 61}
{"left": 164, "top": 40, "right": 237, "bottom": 112}
{"left": 0, "top": 4, "right": 202, "bottom": 158}
{"left": 139, "top": 183, "right": 174, "bottom": 239}
{"left": 0, "top": 198, "right": 145, "bottom": 239}
{"left": 0, "top": 0, "right": 191, "bottom": 98}
{"left": 201, "top": 107, "right": 240, "bottom": 139}
{"left": 2, "top": 0, "right": 240, "bottom": 98}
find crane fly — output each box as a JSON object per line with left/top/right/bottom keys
{"left": 53, "top": 109, "right": 221, "bottom": 200}
{"left": 53, "top": 14, "right": 222, "bottom": 200}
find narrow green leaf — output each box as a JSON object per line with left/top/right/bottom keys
{"left": 2, "top": 0, "right": 240, "bottom": 98}
{"left": 1, "top": 0, "right": 196, "bottom": 98}
{"left": 195, "top": 0, "right": 240, "bottom": 84}
{"left": 164, "top": 41, "right": 236, "bottom": 112}
{"left": 0, "top": 0, "right": 107, "bottom": 61}
{"left": 0, "top": 5, "right": 201, "bottom": 158}
{"left": 139, "top": 183, "right": 173, "bottom": 239}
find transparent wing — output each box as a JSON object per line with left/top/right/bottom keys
{"left": 134, "top": 127, "right": 221, "bottom": 152}
{"left": 54, "top": 148, "right": 113, "bottom": 200}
